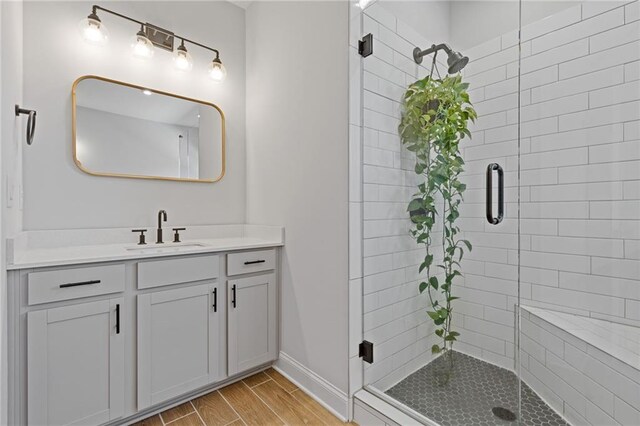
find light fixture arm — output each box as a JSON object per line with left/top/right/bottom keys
{"left": 178, "top": 36, "right": 219, "bottom": 59}
{"left": 92, "top": 5, "right": 144, "bottom": 27}
{"left": 90, "top": 4, "right": 220, "bottom": 58}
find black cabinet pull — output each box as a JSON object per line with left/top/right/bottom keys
{"left": 231, "top": 284, "right": 237, "bottom": 308}
{"left": 115, "top": 304, "right": 120, "bottom": 334}
{"left": 486, "top": 163, "right": 504, "bottom": 225}
{"left": 212, "top": 288, "right": 218, "bottom": 312}
{"left": 59, "top": 279, "right": 101, "bottom": 289}
{"left": 244, "top": 260, "right": 266, "bottom": 265}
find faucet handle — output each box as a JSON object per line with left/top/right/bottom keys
{"left": 172, "top": 228, "right": 186, "bottom": 243}
{"left": 132, "top": 229, "right": 147, "bottom": 245}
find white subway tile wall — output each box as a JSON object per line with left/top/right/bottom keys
{"left": 352, "top": 0, "right": 640, "bottom": 394}
{"left": 358, "top": 2, "right": 453, "bottom": 388}
{"left": 460, "top": 0, "right": 640, "bottom": 375}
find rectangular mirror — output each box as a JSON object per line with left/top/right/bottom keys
{"left": 72, "top": 75, "right": 225, "bottom": 182}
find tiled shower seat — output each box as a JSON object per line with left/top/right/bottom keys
{"left": 521, "top": 306, "right": 640, "bottom": 425}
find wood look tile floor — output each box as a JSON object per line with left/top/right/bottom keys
{"left": 134, "top": 368, "right": 356, "bottom": 426}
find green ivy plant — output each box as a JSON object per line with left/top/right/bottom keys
{"left": 399, "top": 74, "right": 476, "bottom": 362}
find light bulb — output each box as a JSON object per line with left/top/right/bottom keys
{"left": 78, "top": 14, "right": 109, "bottom": 45}
{"left": 173, "top": 43, "right": 193, "bottom": 71}
{"left": 131, "top": 29, "right": 154, "bottom": 59}
{"left": 208, "top": 58, "right": 227, "bottom": 82}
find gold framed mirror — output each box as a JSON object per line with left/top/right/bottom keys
{"left": 72, "top": 75, "right": 225, "bottom": 183}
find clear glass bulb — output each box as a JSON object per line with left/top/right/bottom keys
{"left": 173, "top": 47, "right": 193, "bottom": 71}
{"left": 131, "top": 32, "right": 154, "bottom": 59}
{"left": 78, "top": 17, "right": 109, "bottom": 45}
{"left": 208, "top": 60, "right": 227, "bottom": 82}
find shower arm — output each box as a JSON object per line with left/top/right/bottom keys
{"left": 413, "top": 43, "right": 453, "bottom": 64}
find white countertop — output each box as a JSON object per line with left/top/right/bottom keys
{"left": 7, "top": 224, "right": 284, "bottom": 270}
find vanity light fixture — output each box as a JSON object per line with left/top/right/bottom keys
{"left": 78, "top": 9, "right": 109, "bottom": 45}
{"left": 208, "top": 57, "right": 227, "bottom": 82}
{"left": 131, "top": 25, "right": 155, "bottom": 59}
{"left": 173, "top": 40, "right": 193, "bottom": 71}
{"left": 79, "top": 5, "right": 226, "bottom": 82}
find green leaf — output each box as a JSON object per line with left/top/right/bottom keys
{"left": 463, "top": 240, "right": 472, "bottom": 251}
{"left": 427, "top": 311, "right": 440, "bottom": 321}
{"left": 429, "top": 276, "right": 439, "bottom": 290}
{"left": 431, "top": 345, "right": 442, "bottom": 354}
{"left": 419, "top": 281, "right": 428, "bottom": 293}
{"left": 408, "top": 198, "right": 423, "bottom": 212}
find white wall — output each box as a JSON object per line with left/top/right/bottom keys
{"left": 450, "top": 1, "right": 578, "bottom": 50}
{"left": 22, "top": 1, "right": 246, "bottom": 230}
{"left": 378, "top": 1, "right": 451, "bottom": 45}
{"left": 1, "top": 1, "right": 24, "bottom": 422}
{"left": 245, "top": 0, "right": 350, "bottom": 417}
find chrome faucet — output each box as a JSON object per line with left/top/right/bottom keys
{"left": 157, "top": 210, "right": 168, "bottom": 244}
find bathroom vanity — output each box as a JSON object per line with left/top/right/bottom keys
{"left": 6, "top": 224, "right": 283, "bottom": 425}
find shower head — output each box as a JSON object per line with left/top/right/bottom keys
{"left": 447, "top": 50, "right": 469, "bottom": 74}
{"left": 413, "top": 43, "right": 469, "bottom": 74}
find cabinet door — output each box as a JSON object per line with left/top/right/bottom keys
{"left": 137, "top": 283, "right": 221, "bottom": 409}
{"left": 27, "top": 298, "right": 124, "bottom": 426}
{"left": 228, "top": 273, "right": 277, "bottom": 376}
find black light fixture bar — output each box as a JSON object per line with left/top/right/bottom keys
{"left": 90, "top": 4, "right": 220, "bottom": 57}
{"left": 92, "top": 5, "right": 143, "bottom": 27}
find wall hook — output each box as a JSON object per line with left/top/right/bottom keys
{"left": 15, "top": 105, "right": 37, "bottom": 146}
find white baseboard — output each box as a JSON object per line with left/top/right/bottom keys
{"left": 274, "top": 351, "right": 349, "bottom": 421}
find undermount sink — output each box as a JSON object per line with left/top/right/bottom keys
{"left": 125, "top": 242, "right": 208, "bottom": 253}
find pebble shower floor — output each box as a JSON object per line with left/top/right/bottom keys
{"left": 385, "top": 351, "right": 568, "bottom": 425}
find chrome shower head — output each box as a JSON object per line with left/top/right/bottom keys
{"left": 447, "top": 50, "right": 469, "bottom": 74}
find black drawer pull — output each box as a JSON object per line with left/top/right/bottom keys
{"left": 115, "top": 304, "right": 120, "bottom": 334}
{"left": 244, "top": 260, "right": 266, "bottom": 265}
{"left": 59, "top": 279, "right": 101, "bottom": 289}
{"left": 231, "top": 284, "right": 237, "bottom": 308}
{"left": 212, "top": 288, "right": 218, "bottom": 312}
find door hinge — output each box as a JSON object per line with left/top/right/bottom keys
{"left": 359, "top": 340, "right": 374, "bottom": 364}
{"left": 358, "top": 33, "right": 373, "bottom": 58}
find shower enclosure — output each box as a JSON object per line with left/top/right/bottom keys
{"left": 353, "top": 0, "right": 640, "bottom": 424}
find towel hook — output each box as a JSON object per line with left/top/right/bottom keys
{"left": 15, "top": 105, "right": 37, "bottom": 146}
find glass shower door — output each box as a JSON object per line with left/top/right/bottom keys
{"left": 517, "top": 1, "right": 640, "bottom": 425}
{"left": 358, "top": 0, "right": 533, "bottom": 424}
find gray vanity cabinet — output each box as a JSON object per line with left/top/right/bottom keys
{"left": 27, "top": 297, "right": 125, "bottom": 426}
{"left": 137, "top": 283, "right": 223, "bottom": 410}
{"left": 227, "top": 273, "right": 277, "bottom": 375}
{"left": 11, "top": 246, "right": 280, "bottom": 426}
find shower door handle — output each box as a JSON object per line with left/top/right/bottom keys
{"left": 486, "top": 163, "right": 504, "bottom": 225}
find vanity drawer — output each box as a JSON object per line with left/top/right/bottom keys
{"left": 28, "top": 264, "right": 125, "bottom": 305}
{"left": 137, "top": 254, "right": 219, "bottom": 289}
{"left": 227, "top": 249, "right": 276, "bottom": 276}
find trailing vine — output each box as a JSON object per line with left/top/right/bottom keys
{"left": 399, "top": 74, "right": 476, "bottom": 359}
